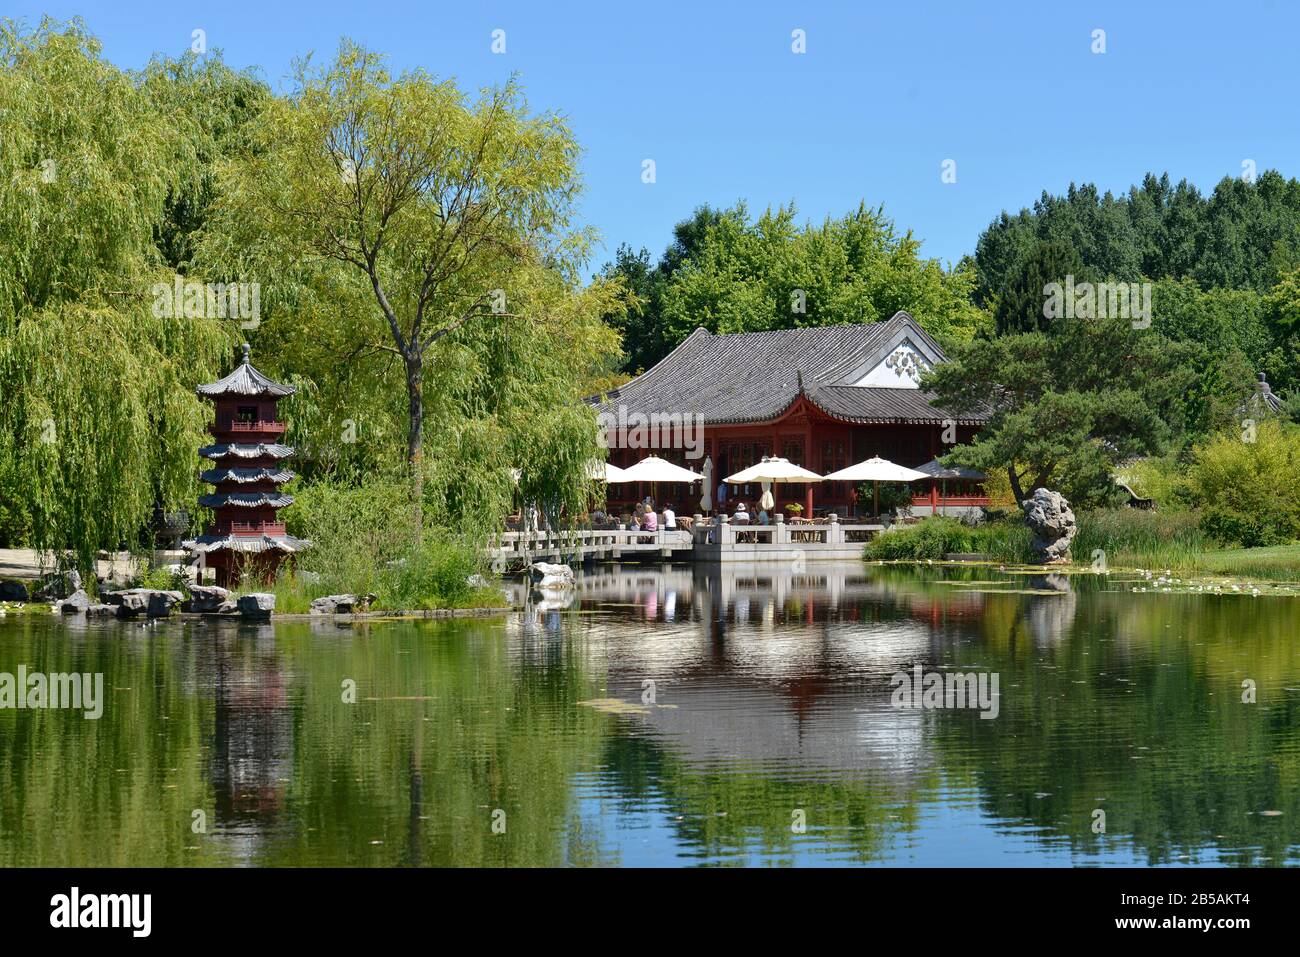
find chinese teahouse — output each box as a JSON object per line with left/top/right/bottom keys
{"left": 590, "top": 311, "right": 989, "bottom": 517}
{"left": 183, "top": 344, "right": 309, "bottom": 586}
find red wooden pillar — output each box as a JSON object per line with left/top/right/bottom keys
{"left": 804, "top": 422, "right": 814, "bottom": 516}
{"left": 929, "top": 423, "right": 940, "bottom": 514}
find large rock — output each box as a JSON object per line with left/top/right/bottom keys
{"left": 527, "top": 562, "right": 575, "bottom": 590}
{"left": 310, "top": 594, "right": 375, "bottom": 615}
{"left": 60, "top": 589, "right": 91, "bottom": 614}
{"left": 1021, "top": 488, "right": 1077, "bottom": 564}
{"left": 237, "top": 593, "right": 275, "bottom": 619}
{"left": 0, "top": 580, "right": 30, "bottom": 602}
{"left": 183, "top": 584, "right": 232, "bottom": 613}
{"left": 104, "top": 588, "right": 184, "bottom": 618}
{"left": 85, "top": 603, "right": 118, "bottom": 618}
{"left": 33, "top": 569, "right": 82, "bottom": 601}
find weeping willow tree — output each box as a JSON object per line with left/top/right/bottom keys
{"left": 196, "top": 39, "right": 627, "bottom": 535}
{"left": 0, "top": 18, "right": 238, "bottom": 577}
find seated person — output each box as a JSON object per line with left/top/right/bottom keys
{"left": 733, "top": 503, "right": 750, "bottom": 525}
{"left": 643, "top": 508, "right": 658, "bottom": 532}
{"left": 757, "top": 508, "right": 770, "bottom": 525}
{"left": 662, "top": 504, "right": 677, "bottom": 529}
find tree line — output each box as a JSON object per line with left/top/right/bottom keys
{"left": 6, "top": 15, "right": 1300, "bottom": 572}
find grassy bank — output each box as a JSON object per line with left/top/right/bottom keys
{"left": 865, "top": 510, "right": 1300, "bottom": 582}
{"left": 234, "top": 533, "right": 508, "bottom": 613}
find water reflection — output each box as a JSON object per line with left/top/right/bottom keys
{"left": 0, "top": 561, "right": 1298, "bottom": 867}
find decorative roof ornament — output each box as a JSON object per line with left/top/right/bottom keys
{"left": 882, "top": 341, "right": 933, "bottom": 384}
{"left": 1235, "top": 372, "right": 1283, "bottom": 417}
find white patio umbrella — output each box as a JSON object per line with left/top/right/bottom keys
{"left": 725, "top": 456, "right": 822, "bottom": 519}
{"left": 723, "top": 456, "right": 823, "bottom": 484}
{"left": 699, "top": 456, "right": 713, "bottom": 513}
{"left": 822, "top": 456, "right": 928, "bottom": 516}
{"left": 620, "top": 456, "right": 705, "bottom": 483}
{"left": 621, "top": 456, "right": 704, "bottom": 512}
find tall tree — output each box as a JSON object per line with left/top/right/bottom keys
{"left": 974, "top": 170, "right": 1300, "bottom": 304}
{"left": 0, "top": 18, "right": 234, "bottom": 576}
{"left": 992, "top": 240, "right": 1086, "bottom": 335}
{"left": 604, "top": 201, "right": 987, "bottom": 372}
{"left": 201, "top": 42, "right": 586, "bottom": 525}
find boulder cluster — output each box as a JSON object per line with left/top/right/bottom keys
{"left": 12, "top": 572, "right": 280, "bottom": 621}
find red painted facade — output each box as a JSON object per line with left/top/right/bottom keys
{"left": 603, "top": 396, "right": 987, "bottom": 518}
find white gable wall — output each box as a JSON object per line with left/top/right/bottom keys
{"left": 848, "top": 338, "right": 933, "bottom": 388}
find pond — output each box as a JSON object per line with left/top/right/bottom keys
{"left": 0, "top": 561, "right": 1297, "bottom": 867}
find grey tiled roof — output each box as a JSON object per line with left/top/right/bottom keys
{"left": 591, "top": 312, "right": 985, "bottom": 425}
{"left": 182, "top": 533, "right": 311, "bottom": 554}
{"left": 199, "top": 492, "right": 295, "bottom": 509}
{"left": 200, "top": 467, "right": 295, "bottom": 485}
{"left": 807, "top": 385, "right": 983, "bottom": 426}
{"left": 196, "top": 347, "right": 295, "bottom": 397}
{"left": 199, "top": 443, "right": 294, "bottom": 460}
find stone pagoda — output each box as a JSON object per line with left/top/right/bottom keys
{"left": 183, "top": 344, "right": 308, "bottom": 586}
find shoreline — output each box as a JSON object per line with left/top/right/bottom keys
{"left": 864, "top": 558, "right": 1300, "bottom": 595}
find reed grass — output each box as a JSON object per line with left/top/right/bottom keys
{"left": 866, "top": 509, "right": 1300, "bottom": 582}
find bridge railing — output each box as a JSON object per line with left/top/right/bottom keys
{"left": 488, "top": 517, "right": 885, "bottom": 564}
{"left": 490, "top": 526, "right": 692, "bottom": 561}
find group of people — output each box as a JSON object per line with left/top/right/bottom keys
{"left": 628, "top": 499, "right": 677, "bottom": 532}
{"left": 589, "top": 497, "right": 680, "bottom": 533}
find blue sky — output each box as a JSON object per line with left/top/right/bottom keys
{"left": 12, "top": 1, "right": 1300, "bottom": 273}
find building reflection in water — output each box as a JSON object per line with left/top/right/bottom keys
{"left": 190, "top": 621, "right": 294, "bottom": 864}
{"left": 512, "top": 560, "right": 1083, "bottom": 792}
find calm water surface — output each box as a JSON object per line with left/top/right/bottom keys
{"left": 1, "top": 562, "right": 1298, "bottom": 867}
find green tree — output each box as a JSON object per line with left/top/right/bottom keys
{"left": 200, "top": 41, "right": 591, "bottom": 526}
{"left": 974, "top": 170, "right": 1300, "bottom": 303}
{"left": 992, "top": 239, "right": 1086, "bottom": 335}
{"left": 598, "top": 204, "right": 728, "bottom": 375}
{"left": 604, "top": 201, "right": 987, "bottom": 372}
{"left": 0, "top": 18, "right": 234, "bottom": 577}
{"left": 925, "top": 317, "right": 1206, "bottom": 505}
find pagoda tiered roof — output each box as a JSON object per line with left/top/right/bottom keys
{"left": 199, "top": 491, "right": 295, "bottom": 509}
{"left": 185, "top": 532, "right": 311, "bottom": 556}
{"left": 196, "top": 343, "right": 295, "bottom": 397}
{"left": 199, "top": 442, "right": 294, "bottom": 460}
{"left": 200, "top": 467, "right": 296, "bottom": 485}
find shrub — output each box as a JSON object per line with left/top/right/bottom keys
{"left": 378, "top": 532, "right": 499, "bottom": 610}
{"left": 1186, "top": 421, "right": 1300, "bottom": 546}
{"left": 1117, "top": 453, "right": 1193, "bottom": 510}
{"left": 864, "top": 516, "right": 1030, "bottom": 562}
{"left": 285, "top": 474, "right": 502, "bottom": 610}
{"left": 289, "top": 474, "right": 420, "bottom": 595}
{"left": 131, "top": 559, "right": 187, "bottom": 592}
